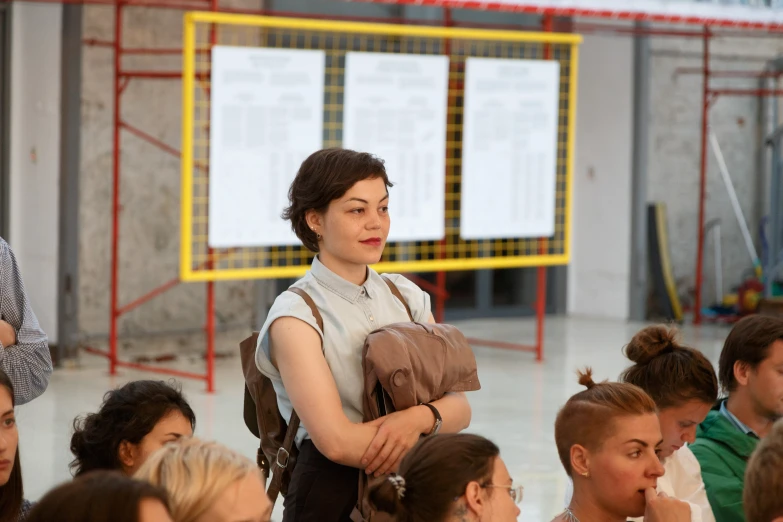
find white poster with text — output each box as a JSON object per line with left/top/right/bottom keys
{"left": 460, "top": 57, "right": 560, "bottom": 240}
{"left": 343, "top": 52, "right": 449, "bottom": 242}
{"left": 208, "top": 46, "right": 325, "bottom": 248}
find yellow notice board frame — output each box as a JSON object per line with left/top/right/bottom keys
{"left": 181, "top": 11, "right": 581, "bottom": 282}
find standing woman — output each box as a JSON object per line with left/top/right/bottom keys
{"left": 255, "top": 148, "right": 472, "bottom": 521}
{"left": 0, "top": 369, "right": 31, "bottom": 521}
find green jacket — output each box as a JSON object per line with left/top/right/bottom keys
{"left": 690, "top": 403, "right": 759, "bottom": 522}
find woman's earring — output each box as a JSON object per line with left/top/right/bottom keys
{"left": 581, "top": 471, "right": 590, "bottom": 478}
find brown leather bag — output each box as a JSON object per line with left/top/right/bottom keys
{"left": 239, "top": 287, "right": 321, "bottom": 504}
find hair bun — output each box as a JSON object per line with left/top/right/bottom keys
{"left": 625, "top": 325, "right": 680, "bottom": 365}
{"left": 577, "top": 368, "right": 597, "bottom": 389}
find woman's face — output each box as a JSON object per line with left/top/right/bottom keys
{"left": 582, "top": 413, "right": 665, "bottom": 519}
{"left": 0, "top": 387, "right": 17, "bottom": 487}
{"left": 657, "top": 400, "right": 712, "bottom": 459}
{"left": 120, "top": 410, "right": 193, "bottom": 475}
{"left": 311, "top": 177, "right": 391, "bottom": 268}
{"left": 194, "top": 472, "right": 272, "bottom": 522}
{"left": 479, "top": 457, "right": 521, "bottom": 522}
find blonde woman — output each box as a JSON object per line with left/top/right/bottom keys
{"left": 134, "top": 438, "right": 272, "bottom": 522}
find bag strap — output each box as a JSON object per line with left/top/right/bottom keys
{"left": 381, "top": 275, "right": 414, "bottom": 321}
{"left": 266, "top": 287, "right": 325, "bottom": 505}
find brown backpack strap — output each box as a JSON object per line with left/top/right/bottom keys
{"left": 381, "top": 275, "right": 414, "bottom": 321}
{"left": 288, "top": 287, "right": 325, "bottom": 334}
{"left": 266, "top": 287, "right": 324, "bottom": 504}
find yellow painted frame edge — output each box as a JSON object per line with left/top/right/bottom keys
{"left": 563, "top": 42, "right": 578, "bottom": 263}
{"left": 179, "top": 13, "right": 580, "bottom": 282}
{"left": 188, "top": 11, "right": 583, "bottom": 45}
{"left": 180, "top": 12, "right": 197, "bottom": 282}
{"left": 181, "top": 254, "right": 570, "bottom": 282}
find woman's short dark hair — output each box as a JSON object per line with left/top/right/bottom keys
{"left": 0, "top": 370, "right": 23, "bottom": 522}
{"left": 719, "top": 315, "right": 783, "bottom": 393}
{"left": 283, "top": 148, "right": 391, "bottom": 252}
{"left": 27, "top": 470, "right": 170, "bottom": 522}
{"left": 70, "top": 380, "right": 196, "bottom": 476}
{"left": 367, "top": 434, "right": 499, "bottom": 522}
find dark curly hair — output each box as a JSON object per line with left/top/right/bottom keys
{"left": 69, "top": 380, "right": 196, "bottom": 477}
{"left": 282, "top": 148, "right": 391, "bottom": 252}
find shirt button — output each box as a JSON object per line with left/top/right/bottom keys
{"left": 369, "top": 315, "right": 374, "bottom": 322}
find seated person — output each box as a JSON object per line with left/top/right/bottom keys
{"left": 70, "top": 380, "right": 195, "bottom": 476}
{"left": 565, "top": 325, "right": 718, "bottom": 522}
{"left": 690, "top": 315, "right": 783, "bottom": 522}
{"left": 134, "top": 437, "right": 272, "bottom": 522}
{"left": 27, "top": 470, "right": 172, "bottom": 522}
{"left": 0, "top": 369, "right": 31, "bottom": 521}
{"left": 743, "top": 419, "right": 783, "bottom": 522}
{"left": 367, "top": 433, "right": 520, "bottom": 522}
{"left": 553, "top": 369, "right": 690, "bottom": 522}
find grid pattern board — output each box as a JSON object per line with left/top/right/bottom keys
{"left": 181, "top": 13, "right": 580, "bottom": 281}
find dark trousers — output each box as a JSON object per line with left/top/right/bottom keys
{"left": 282, "top": 440, "right": 359, "bottom": 522}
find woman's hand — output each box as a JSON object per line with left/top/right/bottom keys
{"left": 361, "top": 406, "right": 433, "bottom": 478}
{"left": 644, "top": 488, "right": 691, "bottom": 522}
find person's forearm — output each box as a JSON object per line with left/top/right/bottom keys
{"left": 314, "top": 420, "right": 380, "bottom": 468}
{"left": 430, "top": 392, "right": 472, "bottom": 433}
{"left": 321, "top": 393, "right": 470, "bottom": 468}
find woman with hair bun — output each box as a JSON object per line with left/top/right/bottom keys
{"left": 366, "top": 433, "right": 521, "bottom": 522}
{"left": 621, "top": 325, "right": 717, "bottom": 522}
{"left": 555, "top": 369, "right": 690, "bottom": 522}
{"left": 564, "top": 326, "right": 718, "bottom": 522}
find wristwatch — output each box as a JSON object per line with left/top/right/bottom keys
{"left": 421, "top": 403, "right": 442, "bottom": 436}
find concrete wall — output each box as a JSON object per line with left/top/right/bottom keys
{"left": 79, "top": 5, "right": 259, "bottom": 352}
{"left": 568, "top": 34, "right": 634, "bottom": 319}
{"left": 648, "top": 35, "right": 783, "bottom": 308}
{"left": 568, "top": 30, "right": 783, "bottom": 319}
{"left": 9, "top": 2, "right": 62, "bottom": 344}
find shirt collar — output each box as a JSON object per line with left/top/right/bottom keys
{"left": 719, "top": 400, "right": 759, "bottom": 438}
{"left": 310, "top": 256, "right": 375, "bottom": 302}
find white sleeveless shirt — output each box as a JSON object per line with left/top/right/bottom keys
{"left": 255, "top": 256, "right": 431, "bottom": 447}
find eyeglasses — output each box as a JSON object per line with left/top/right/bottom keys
{"left": 482, "top": 484, "right": 524, "bottom": 504}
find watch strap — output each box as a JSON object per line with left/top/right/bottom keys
{"left": 421, "top": 402, "right": 442, "bottom": 436}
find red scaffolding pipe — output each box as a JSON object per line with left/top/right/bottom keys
{"left": 674, "top": 27, "right": 783, "bottom": 325}
{"left": 709, "top": 89, "right": 783, "bottom": 96}
{"left": 694, "top": 27, "right": 710, "bottom": 326}
{"left": 462, "top": 13, "right": 554, "bottom": 359}
{"left": 103, "top": 0, "right": 218, "bottom": 391}
{"left": 675, "top": 68, "right": 783, "bottom": 79}
{"left": 109, "top": 0, "right": 123, "bottom": 377}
